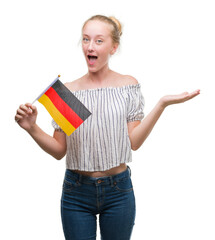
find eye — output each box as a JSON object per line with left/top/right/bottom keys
{"left": 83, "top": 37, "right": 89, "bottom": 43}
{"left": 96, "top": 39, "right": 103, "bottom": 44}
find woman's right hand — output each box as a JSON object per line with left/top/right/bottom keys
{"left": 15, "top": 103, "right": 38, "bottom": 132}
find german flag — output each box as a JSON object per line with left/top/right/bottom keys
{"left": 35, "top": 75, "right": 91, "bottom": 136}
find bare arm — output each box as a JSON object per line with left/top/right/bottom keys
{"left": 128, "top": 90, "right": 200, "bottom": 150}
{"left": 15, "top": 103, "right": 67, "bottom": 159}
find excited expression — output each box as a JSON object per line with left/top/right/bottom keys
{"left": 82, "top": 20, "right": 118, "bottom": 73}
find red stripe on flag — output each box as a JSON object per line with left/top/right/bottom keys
{"left": 45, "top": 87, "right": 84, "bottom": 128}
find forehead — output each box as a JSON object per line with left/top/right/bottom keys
{"left": 82, "top": 20, "right": 112, "bottom": 37}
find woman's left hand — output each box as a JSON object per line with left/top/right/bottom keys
{"left": 160, "top": 89, "right": 200, "bottom": 108}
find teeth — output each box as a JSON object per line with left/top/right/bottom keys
{"left": 88, "top": 55, "right": 97, "bottom": 60}
{"left": 88, "top": 55, "right": 97, "bottom": 65}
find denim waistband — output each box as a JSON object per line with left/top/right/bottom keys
{"left": 65, "top": 166, "right": 131, "bottom": 186}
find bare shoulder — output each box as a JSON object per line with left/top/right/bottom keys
{"left": 64, "top": 76, "right": 85, "bottom": 91}
{"left": 113, "top": 72, "right": 139, "bottom": 86}
{"left": 122, "top": 75, "right": 139, "bottom": 85}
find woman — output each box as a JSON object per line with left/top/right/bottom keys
{"left": 15, "top": 15, "right": 200, "bottom": 240}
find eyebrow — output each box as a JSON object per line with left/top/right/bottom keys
{"left": 82, "top": 34, "right": 105, "bottom": 38}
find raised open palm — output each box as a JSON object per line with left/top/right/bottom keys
{"left": 161, "top": 89, "right": 200, "bottom": 107}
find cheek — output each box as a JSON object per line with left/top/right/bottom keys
{"left": 99, "top": 47, "right": 112, "bottom": 59}
{"left": 82, "top": 44, "right": 87, "bottom": 53}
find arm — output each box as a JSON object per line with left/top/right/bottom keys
{"left": 15, "top": 103, "right": 67, "bottom": 160}
{"left": 128, "top": 90, "right": 200, "bottom": 151}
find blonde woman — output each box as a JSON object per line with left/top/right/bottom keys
{"left": 15, "top": 15, "right": 200, "bottom": 240}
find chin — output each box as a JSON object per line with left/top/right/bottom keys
{"left": 88, "top": 68, "right": 98, "bottom": 73}
{"left": 87, "top": 65, "right": 100, "bottom": 73}
{"left": 86, "top": 61, "right": 108, "bottom": 73}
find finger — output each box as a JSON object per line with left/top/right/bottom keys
{"left": 15, "top": 109, "right": 27, "bottom": 121}
{"left": 25, "top": 103, "right": 37, "bottom": 114}
{"left": 25, "top": 103, "right": 32, "bottom": 108}
{"left": 20, "top": 104, "right": 32, "bottom": 114}
{"left": 187, "top": 90, "right": 200, "bottom": 100}
{"left": 30, "top": 105, "right": 37, "bottom": 114}
{"left": 192, "top": 89, "right": 201, "bottom": 96}
{"left": 17, "top": 108, "right": 28, "bottom": 116}
{"left": 15, "top": 114, "right": 23, "bottom": 122}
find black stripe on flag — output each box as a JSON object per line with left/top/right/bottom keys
{"left": 51, "top": 80, "right": 91, "bottom": 121}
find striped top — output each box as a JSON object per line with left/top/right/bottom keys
{"left": 52, "top": 84, "right": 145, "bottom": 171}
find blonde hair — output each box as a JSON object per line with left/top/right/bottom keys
{"left": 82, "top": 15, "right": 123, "bottom": 45}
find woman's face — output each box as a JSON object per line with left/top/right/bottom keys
{"left": 82, "top": 20, "right": 118, "bottom": 73}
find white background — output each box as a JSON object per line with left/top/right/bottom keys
{"left": 1, "top": 0, "right": 215, "bottom": 239}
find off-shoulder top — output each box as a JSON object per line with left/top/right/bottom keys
{"left": 52, "top": 84, "right": 145, "bottom": 171}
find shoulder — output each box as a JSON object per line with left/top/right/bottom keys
{"left": 64, "top": 76, "right": 85, "bottom": 91}
{"left": 112, "top": 72, "right": 139, "bottom": 86}
{"left": 122, "top": 75, "right": 139, "bottom": 85}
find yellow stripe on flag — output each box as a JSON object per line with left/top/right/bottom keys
{"left": 38, "top": 94, "right": 76, "bottom": 136}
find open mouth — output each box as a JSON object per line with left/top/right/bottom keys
{"left": 87, "top": 55, "right": 98, "bottom": 65}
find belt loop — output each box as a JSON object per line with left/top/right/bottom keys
{"left": 110, "top": 176, "right": 113, "bottom": 187}
{"left": 127, "top": 166, "right": 131, "bottom": 176}
{"left": 78, "top": 173, "right": 82, "bottom": 183}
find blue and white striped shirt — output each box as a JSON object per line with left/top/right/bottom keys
{"left": 52, "top": 84, "right": 145, "bottom": 171}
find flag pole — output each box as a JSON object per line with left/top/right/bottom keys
{"left": 15, "top": 75, "right": 61, "bottom": 123}
{"left": 32, "top": 75, "right": 61, "bottom": 104}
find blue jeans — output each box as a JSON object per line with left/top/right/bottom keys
{"left": 61, "top": 166, "right": 136, "bottom": 240}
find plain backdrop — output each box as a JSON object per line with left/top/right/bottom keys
{"left": 1, "top": 0, "right": 215, "bottom": 239}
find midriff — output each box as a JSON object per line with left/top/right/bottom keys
{"left": 72, "top": 163, "right": 127, "bottom": 178}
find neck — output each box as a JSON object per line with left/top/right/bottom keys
{"left": 87, "top": 65, "right": 112, "bottom": 86}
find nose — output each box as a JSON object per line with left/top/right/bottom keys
{"left": 88, "top": 40, "right": 95, "bottom": 52}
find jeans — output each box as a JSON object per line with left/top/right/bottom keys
{"left": 61, "top": 166, "right": 136, "bottom": 240}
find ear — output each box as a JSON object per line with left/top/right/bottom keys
{"left": 110, "top": 43, "right": 119, "bottom": 55}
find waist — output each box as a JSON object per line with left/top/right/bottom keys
{"left": 65, "top": 166, "right": 131, "bottom": 186}
{"left": 71, "top": 163, "right": 127, "bottom": 178}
